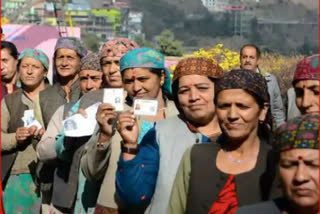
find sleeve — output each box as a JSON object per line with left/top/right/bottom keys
{"left": 116, "top": 127, "right": 160, "bottom": 205}
{"left": 168, "top": 147, "right": 192, "bottom": 214}
{"left": 1, "top": 99, "right": 18, "bottom": 151}
{"left": 269, "top": 75, "right": 286, "bottom": 127}
{"left": 36, "top": 105, "right": 64, "bottom": 161}
{"left": 80, "top": 128, "right": 113, "bottom": 180}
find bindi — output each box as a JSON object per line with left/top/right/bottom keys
{"left": 189, "top": 83, "right": 193, "bottom": 88}
{"left": 297, "top": 156, "right": 303, "bottom": 160}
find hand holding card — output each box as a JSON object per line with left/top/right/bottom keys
{"left": 103, "top": 88, "right": 124, "bottom": 111}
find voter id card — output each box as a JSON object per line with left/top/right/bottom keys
{"left": 133, "top": 99, "right": 158, "bottom": 116}
{"left": 103, "top": 88, "right": 124, "bottom": 111}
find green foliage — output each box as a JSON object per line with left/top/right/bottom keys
{"left": 82, "top": 33, "right": 100, "bottom": 52}
{"left": 135, "top": 35, "right": 156, "bottom": 49}
{"left": 156, "top": 30, "right": 184, "bottom": 56}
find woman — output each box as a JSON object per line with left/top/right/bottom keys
{"left": 115, "top": 57, "right": 224, "bottom": 214}
{"left": 292, "top": 54, "right": 319, "bottom": 115}
{"left": 79, "top": 47, "right": 178, "bottom": 213}
{"left": 169, "top": 69, "right": 279, "bottom": 214}
{"left": 1, "top": 48, "right": 49, "bottom": 214}
{"left": 236, "top": 113, "right": 319, "bottom": 214}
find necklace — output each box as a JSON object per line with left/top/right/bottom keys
{"left": 222, "top": 149, "right": 249, "bottom": 164}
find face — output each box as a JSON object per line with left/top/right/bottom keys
{"left": 240, "top": 46, "right": 259, "bottom": 71}
{"left": 79, "top": 70, "right": 103, "bottom": 94}
{"left": 1, "top": 48, "right": 18, "bottom": 82}
{"left": 55, "top": 48, "right": 80, "bottom": 78}
{"left": 19, "top": 57, "right": 47, "bottom": 90}
{"left": 123, "top": 68, "right": 164, "bottom": 99}
{"left": 178, "top": 75, "right": 215, "bottom": 125}
{"left": 216, "top": 89, "right": 268, "bottom": 141}
{"left": 294, "top": 80, "right": 319, "bottom": 114}
{"left": 279, "top": 149, "right": 319, "bottom": 210}
{"left": 101, "top": 56, "right": 123, "bottom": 88}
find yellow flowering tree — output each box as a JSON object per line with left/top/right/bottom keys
{"left": 191, "top": 43, "right": 240, "bottom": 71}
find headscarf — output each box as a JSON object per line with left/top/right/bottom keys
{"left": 293, "top": 54, "right": 319, "bottom": 84}
{"left": 172, "top": 57, "right": 224, "bottom": 82}
{"left": 19, "top": 48, "right": 49, "bottom": 70}
{"left": 120, "top": 47, "right": 172, "bottom": 95}
{"left": 215, "top": 69, "right": 269, "bottom": 103}
{"left": 53, "top": 37, "right": 87, "bottom": 83}
{"left": 274, "top": 113, "right": 319, "bottom": 152}
{"left": 80, "top": 52, "right": 102, "bottom": 72}
{"left": 54, "top": 37, "right": 87, "bottom": 58}
{"left": 100, "top": 38, "right": 139, "bottom": 58}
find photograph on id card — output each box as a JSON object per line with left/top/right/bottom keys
{"left": 103, "top": 88, "right": 124, "bottom": 111}
{"left": 133, "top": 99, "right": 158, "bottom": 116}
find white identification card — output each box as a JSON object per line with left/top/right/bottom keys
{"left": 133, "top": 99, "right": 158, "bottom": 116}
{"left": 22, "top": 109, "right": 42, "bottom": 129}
{"left": 103, "top": 88, "right": 124, "bottom": 111}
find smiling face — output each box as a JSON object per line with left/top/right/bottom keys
{"left": 101, "top": 56, "right": 123, "bottom": 88}
{"left": 55, "top": 48, "right": 80, "bottom": 78}
{"left": 19, "top": 56, "right": 47, "bottom": 90}
{"left": 122, "top": 67, "right": 164, "bottom": 99}
{"left": 279, "top": 149, "right": 319, "bottom": 211}
{"left": 216, "top": 89, "right": 268, "bottom": 141}
{"left": 177, "top": 75, "right": 215, "bottom": 125}
{"left": 294, "top": 80, "right": 319, "bottom": 114}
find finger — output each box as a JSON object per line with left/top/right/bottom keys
{"left": 98, "top": 103, "right": 115, "bottom": 112}
{"left": 78, "top": 108, "right": 88, "bottom": 118}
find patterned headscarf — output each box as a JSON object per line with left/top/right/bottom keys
{"left": 19, "top": 48, "right": 49, "bottom": 70}
{"left": 80, "top": 52, "right": 102, "bottom": 72}
{"left": 293, "top": 54, "right": 319, "bottom": 84}
{"left": 215, "top": 69, "right": 269, "bottom": 103}
{"left": 172, "top": 57, "right": 224, "bottom": 82}
{"left": 275, "top": 113, "right": 319, "bottom": 152}
{"left": 54, "top": 37, "right": 87, "bottom": 58}
{"left": 120, "top": 48, "right": 172, "bottom": 95}
{"left": 100, "top": 38, "right": 139, "bottom": 58}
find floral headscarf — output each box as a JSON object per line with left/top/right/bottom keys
{"left": 120, "top": 47, "right": 172, "bottom": 95}
{"left": 80, "top": 52, "right": 102, "bottom": 72}
{"left": 19, "top": 48, "right": 49, "bottom": 70}
{"left": 293, "top": 54, "right": 319, "bottom": 84}
{"left": 100, "top": 38, "right": 139, "bottom": 58}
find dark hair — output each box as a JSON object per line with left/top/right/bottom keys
{"left": 1, "top": 41, "right": 19, "bottom": 59}
{"left": 240, "top": 44, "right": 261, "bottom": 59}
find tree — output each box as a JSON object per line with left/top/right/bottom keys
{"left": 135, "top": 35, "right": 156, "bottom": 49}
{"left": 82, "top": 33, "right": 100, "bottom": 52}
{"left": 157, "top": 30, "right": 184, "bottom": 56}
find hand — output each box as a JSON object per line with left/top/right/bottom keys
{"left": 117, "top": 110, "right": 139, "bottom": 145}
{"left": 28, "top": 126, "right": 45, "bottom": 140}
{"left": 15, "top": 127, "right": 31, "bottom": 144}
{"left": 96, "top": 103, "right": 117, "bottom": 140}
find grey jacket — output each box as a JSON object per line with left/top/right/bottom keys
{"left": 264, "top": 73, "right": 286, "bottom": 127}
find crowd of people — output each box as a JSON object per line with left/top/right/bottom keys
{"left": 0, "top": 34, "right": 319, "bottom": 214}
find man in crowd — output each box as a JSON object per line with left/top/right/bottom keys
{"left": 240, "top": 44, "right": 286, "bottom": 127}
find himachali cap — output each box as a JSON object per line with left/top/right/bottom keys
{"left": 215, "top": 69, "right": 269, "bottom": 103}
{"left": 172, "top": 57, "right": 224, "bottom": 82}
{"left": 54, "top": 37, "right": 88, "bottom": 58}
{"left": 80, "top": 52, "right": 102, "bottom": 72}
{"left": 274, "top": 113, "right": 319, "bottom": 152}
{"left": 19, "top": 48, "right": 49, "bottom": 70}
{"left": 293, "top": 54, "right": 319, "bottom": 84}
{"left": 100, "top": 38, "right": 139, "bottom": 58}
{"left": 120, "top": 47, "right": 172, "bottom": 95}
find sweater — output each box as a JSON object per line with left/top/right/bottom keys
{"left": 116, "top": 115, "right": 217, "bottom": 214}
